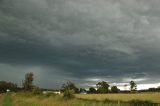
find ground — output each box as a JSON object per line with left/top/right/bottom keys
{"left": 0, "top": 92, "right": 160, "bottom": 106}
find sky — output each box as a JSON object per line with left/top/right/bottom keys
{"left": 0, "top": 0, "right": 160, "bottom": 90}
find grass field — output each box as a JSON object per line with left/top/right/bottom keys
{"left": 0, "top": 92, "right": 160, "bottom": 106}
{"left": 0, "top": 94, "right": 4, "bottom": 106}
{"left": 76, "top": 92, "right": 160, "bottom": 103}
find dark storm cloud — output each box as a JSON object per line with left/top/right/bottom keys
{"left": 0, "top": 0, "right": 160, "bottom": 89}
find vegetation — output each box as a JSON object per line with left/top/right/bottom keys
{"left": 62, "top": 81, "right": 79, "bottom": 93}
{"left": 96, "top": 81, "right": 110, "bottom": 93}
{"left": 2, "top": 94, "right": 12, "bottom": 106}
{"left": 0, "top": 93, "right": 160, "bottom": 106}
{"left": 88, "top": 87, "right": 97, "bottom": 94}
{"left": 79, "top": 88, "right": 86, "bottom": 93}
{"left": 62, "top": 82, "right": 78, "bottom": 99}
{"left": 22, "top": 72, "right": 34, "bottom": 91}
{"left": 76, "top": 93, "right": 160, "bottom": 104}
{"left": 32, "top": 86, "right": 42, "bottom": 95}
{"left": 0, "top": 72, "right": 160, "bottom": 106}
{"left": 130, "top": 81, "right": 137, "bottom": 91}
{"left": 0, "top": 81, "right": 17, "bottom": 93}
{"left": 111, "top": 86, "right": 120, "bottom": 93}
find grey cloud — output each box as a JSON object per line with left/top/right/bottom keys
{"left": 0, "top": 0, "right": 160, "bottom": 88}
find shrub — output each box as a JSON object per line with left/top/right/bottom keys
{"left": 63, "top": 89, "right": 75, "bottom": 100}
{"left": 45, "top": 92, "right": 56, "bottom": 97}
{"left": 32, "top": 86, "right": 42, "bottom": 95}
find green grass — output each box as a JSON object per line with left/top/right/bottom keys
{"left": 2, "top": 94, "right": 12, "bottom": 106}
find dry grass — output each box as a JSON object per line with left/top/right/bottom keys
{"left": 0, "top": 94, "right": 4, "bottom": 106}
{"left": 0, "top": 92, "right": 160, "bottom": 106}
{"left": 76, "top": 92, "right": 160, "bottom": 103}
{"left": 10, "top": 93, "right": 126, "bottom": 106}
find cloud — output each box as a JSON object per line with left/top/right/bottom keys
{"left": 0, "top": 0, "right": 160, "bottom": 89}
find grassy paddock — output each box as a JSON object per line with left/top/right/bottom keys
{"left": 0, "top": 92, "right": 160, "bottom": 106}
{"left": 10, "top": 92, "right": 128, "bottom": 106}
{"left": 76, "top": 92, "right": 160, "bottom": 103}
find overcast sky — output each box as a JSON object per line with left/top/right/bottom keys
{"left": 0, "top": 0, "right": 160, "bottom": 90}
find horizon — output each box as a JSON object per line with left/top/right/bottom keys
{"left": 0, "top": 0, "right": 160, "bottom": 90}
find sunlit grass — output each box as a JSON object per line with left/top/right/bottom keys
{"left": 76, "top": 92, "right": 160, "bottom": 103}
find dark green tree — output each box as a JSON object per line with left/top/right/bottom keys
{"left": 22, "top": 72, "right": 34, "bottom": 91}
{"left": 130, "top": 81, "right": 137, "bottom": 91}
{"left": 96, "top": 81, "right": 109, "bottom": 93}
{"left": 79, "top": 88, "right": 86, "bottom": 93}
{"left": 111, "top": 86, "right": 120, "bottom": 93}
{"left": 88, "top": 87, "right": 96, "bottom": 94}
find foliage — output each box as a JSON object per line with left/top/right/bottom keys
{"left": 111, "top": 86, "right": 120, "bottom": 93}
{"left": 79, "top": 88, "right": 86, "bottom": 93}
{"left": 97, "top": 87, "right": 109, "bottom": 93}
{"left": 130, "top": 81, "right": 137, "bottom": 91}
{"left": 63, "top": 89, "right": 75, "bottom": 99}
{"left": 0, "top": 81, "right": 17, "bottom": 93}
{"left": 62, "top": 82, "right": 78, "bottom": 99}
{"left": 88, "top": 87, "right": 96, "bottom": 94}
{"left": 32, "top": 86, "right": 42, "bottom": 95}
{"left": 96, "top": 81, "right": 109, "bottom": 93}
{"left": 62, "top": 81, "right": 79, "bottom": 93}
{"left": 22, "top": 72, "right": 34, "bottom": 91}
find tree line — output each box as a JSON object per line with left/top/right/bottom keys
{"left": 62, "top": 80, "right": 137, "bottom": 94}
{"left": 0, "top": 72, "right": 159, "bottom": 94}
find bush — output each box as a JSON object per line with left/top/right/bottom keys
{"left": 63, "top": 89, "right": 75, "bottom": 99}
{"left": 45, "top": 92, "right": 56, "bottom": 97}
{"left": 32, "top": 87, "right": 42, "bottom": 95}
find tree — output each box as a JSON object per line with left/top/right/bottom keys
{"left": 111, "top": 86, "right": 120, "bottom": 93}
{"left": 22, "top": 72, "right": 34, "bottom": 90}
{"left": 62, "top": 81, "right": 78, "bottom": 93}
{"left": 79, "top": 88, "right": 86, "bottom": 93}
{"left": 0, "top": 81, "right": 17, "bottom": 93}
{"left": 96, "top": 81, "right": 109, "bottom": 93}
{"left": 62, "top": 82, "right": 77, "bottom": 99}
{"left": 130, "top": 81, "right": 137, "bottom": 91}
{"left": 88, "top": 87, "right": 96, "bottom": 94}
